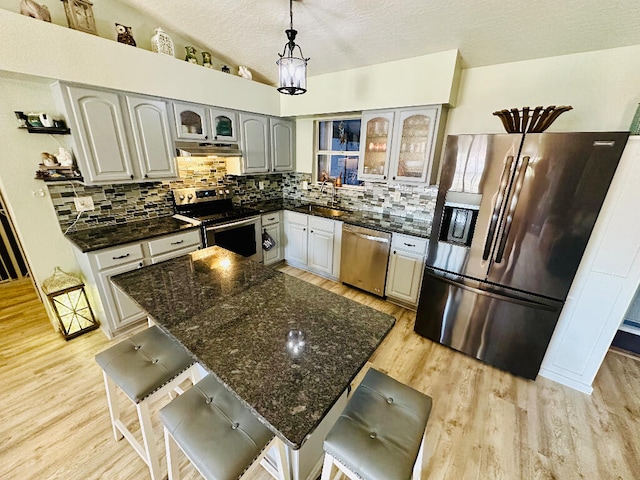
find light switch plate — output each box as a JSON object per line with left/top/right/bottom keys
{"left": 391, "top": 191, "right": 401, "bottom": 202}
{"left": 74, "top": 196, "right": 94, "bottom": 212}
{"left": 259, "top": 181, "right": 265, "bottom": 190}
{"left": 302, "top": 181, "right": 308, "bottom": 190}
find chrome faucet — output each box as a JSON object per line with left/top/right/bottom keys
{"left": 320, "top": 179, "right": 338, "bottom": 207}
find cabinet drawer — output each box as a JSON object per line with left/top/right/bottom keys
{"left": 94, "top": 244, "right": 144, "bottom": 270}
{"left": 309, "top": 215, "right": 335, "bottom": 233}
{"left": 147, "top": 230, "right": 201, "bottom": 257}
{"left": 262, "top": 211, "right": 281, "bottom": 226}
{"left": 391, "top": 233, "right": 427, "bottom": 256}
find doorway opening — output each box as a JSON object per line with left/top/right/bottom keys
{"left": 0, "top": 189, "right": 29, "bottom": 283}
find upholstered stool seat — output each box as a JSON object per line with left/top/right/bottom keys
{"left": 160, "top": 374, "right": 275, "bottom": 480}
{"left": 95, "top": 326, "right": 200, "bottom": 480}
{"left": 321, "top": 368, "right": 432, "bottom": 480}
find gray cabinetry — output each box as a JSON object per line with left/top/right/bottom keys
{"left": 173, "top": 102, "right": 208, "bottom": 141}
{"left": 239, "top": 113, "right": 270, "bottom": 174}
{"left": 271, "top": 118, "right": 295, "bottom": 172}
{"left": 385, "top": 233, "right": 427, "bottom": 308}
{"left": 261, "top": 211, "right": 283, "bottom": 266}
{"left": 125, "top": 95, "right": 177, "bottom": 180}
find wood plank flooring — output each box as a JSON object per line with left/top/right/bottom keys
{"left": 1, "top": 269, "right": 639, "bottom": 480}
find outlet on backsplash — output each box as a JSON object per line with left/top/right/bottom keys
{"left": 391, "top": 191, "right": 401, "bottom": 202}
{"left": 74, "top": 196, "right": 94, "bottom": 212}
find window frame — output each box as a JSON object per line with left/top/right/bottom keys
{"left": 314, "top": 115, "right": 364, "bottom": 190}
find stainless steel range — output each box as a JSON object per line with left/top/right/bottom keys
{"left": 172, "top": 187, "right": 262, "bottom": 262}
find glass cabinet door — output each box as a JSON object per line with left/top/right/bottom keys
{"left": 390, "top": 107, "right": 439, "bottom": 183}
{"left": 209, "top": 108, "right": 237, "bottom": 142}
{"left": 173, "top": 102, "right": 208, "bottom": 140}
{"left": 358, "top": 111, "right": 395, "bottom": 181}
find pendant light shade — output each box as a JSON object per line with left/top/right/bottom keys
{"left": 277, "top": 0, "right": 309, "bottom": 95}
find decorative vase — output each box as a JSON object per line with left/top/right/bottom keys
{"left": 238, "top": 66, "right": 252, "bottom": 80}
{"left": 202, "top": 51, "right": 213, "bottom": 68}
{"left": 221, "top": 64, "right": 230, "bottom": 74}
{"left": 56, "top": 147, "right": 73, "bottom": 166}
{"left": 151, "top": 27, "right": 175, "bottom": 57}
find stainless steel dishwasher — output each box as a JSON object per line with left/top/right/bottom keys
{"left": 340, "top": 224, "right": 391, "bottom": 297}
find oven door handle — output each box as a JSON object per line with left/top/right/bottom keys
{"left": 207, "top": 216, "right": 260, "bottom": 232}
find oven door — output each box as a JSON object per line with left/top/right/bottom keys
{"left": 205, "top": 216, "right": 263, "bottom": 263}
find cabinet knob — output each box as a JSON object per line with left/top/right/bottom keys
{"left": 383, "top": 175, "right": 387, "bottom": 180}
{"left": 204, "top": 135, "right": 208, "bottom": 140}
{"left": 138, "top": 262, "right": 143, "bottom": 268}
{"left": 144, "top": 174, "right": 148, "bottom": 178}
{"left": 310, "top": 230, "right": 314, "bottom": 233}
{"left": 392, "top": 176, "right": 396, "bottom": 180}
{"left": 130, "top": 174, "right": 134, "bottom": 179}
{"left": 303, "top": 228, "right": 306, "bottom": 231}
{"left": 393, "top": 250, "right": 397, "bottom": 255}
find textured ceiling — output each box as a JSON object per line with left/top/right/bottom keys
{"left": 118, "top": 0, "right": 640, "bottom": 85}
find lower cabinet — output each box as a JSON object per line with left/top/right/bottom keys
{"left": 261, "top": 211, "right": 284, "bottom": 266}
{"left": 73, "top": 228, "right": 201, "bottom": 338}
{"left": 385, "top": 233, "right": 427, "bottom": 309}
{"left": 283, "top": 211, "right": 342, "bottom": 280}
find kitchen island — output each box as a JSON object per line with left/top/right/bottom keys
{"left": 111, "top": 246, "right": 395, "bottom": 479}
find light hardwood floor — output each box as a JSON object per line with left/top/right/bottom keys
{"left": 1, "top": 270, "right": 639, "bottom": 480}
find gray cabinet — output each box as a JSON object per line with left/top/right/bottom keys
{"left": 126, "top": 95, "right": 177, "bottom": 180}
{"left": 239, "top": 113, "right": 270, "bottom": 174}
{"left": 173, "top": 102, "right": 208, "bottom": 140}
{"left": 261, "top": 211, "right": 283, "bottom": 266}
{"left": 52, "top": 83, "right": 178, "bottom": 184}
{"left": 56, "top": 84, "right": 134, "bottom": 183}
{"left": 73, "top": 229, "right": 201, "bottom": 338}
{"left": 210, "top": 108, "right": 238, "bottom": 142}
{"left": 271, "top": 118, "right": 295, "bottom": 172}
{"left": 385, "top": 233, "right": 428, "bottom": 308}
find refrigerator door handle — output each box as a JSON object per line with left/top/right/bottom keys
{"left": 495, "top": 156, "right": 530, "bottom": 263}
{"left": 482, "top": 155, "right": 514, "bottom": 260}
{"left": 429, "top": 269, "right": 557, "bottom": 310}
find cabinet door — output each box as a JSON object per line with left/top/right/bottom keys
{"left": 66, "top": 85, "right": 134, "bottom": 183}
{"left": 308, "top": 228, "right": 335, "bottom": 276}
{"left": 285, "top": 220, "right": 308, "bottom": 265}
{"left": 386, "top": 250, "right": 425, "bottom": 306}
{"left": 126, "top": 95, "right": 177, "bottom": 180}
{"left": 173, "top": 102, "right": 209, "bottom": 140}
{"left": 97, "top": 261, "right": 146, "bottom": 333}
{"left": 271, "top": 118, "right": 295, "bottom": 172}
{"left": 358, "top": 111, "right": 395, "bottom": 182}
{"left": 210, "top": 108, "right": 238, "bottom": 142}
{"left": 240, "top": 114, "right": 270, "bottom": 174}
{"left": 389, "top": 107, "right": 439, "bottom": 183}
{"left": 263, "top": 222, "right": 283, "bottom": 266}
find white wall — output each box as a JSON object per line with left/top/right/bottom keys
{"left": 0, "top": 75, "right": 78, "bottom": 326}
{"left": 447, "top": 45, "right": 640, "bottom": 134}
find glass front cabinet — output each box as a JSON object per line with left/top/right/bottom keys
{"left": 173, "top": 103, "right": 238, "bottom": 142}
{"left": 358, "top": 106, "right": 442, "bottom": 184}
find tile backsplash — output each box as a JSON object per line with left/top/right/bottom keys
{"left": 48, "top": 158, "right": 438, "bottom": 232}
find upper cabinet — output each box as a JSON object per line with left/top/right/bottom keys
{"left": 52, "top": 82, "right": 178, "bottom": 184}
{"left": 173, "top": 102, "right": 238, "bottom": 142}
{"left": 126, "top": 95, "right": 177, "bottom": 180}
{"left": 228, "top": 114, "right": 295, "bottom": 175}
{"left": 358, "top": 106, "right": 443, "bottom": 184}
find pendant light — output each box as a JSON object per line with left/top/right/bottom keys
{"left": 277, "top": 0, "right": 309, "bottom": 95}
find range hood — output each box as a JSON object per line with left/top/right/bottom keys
{"left": 175, "top": 141, "right": 242, "bottom": 157}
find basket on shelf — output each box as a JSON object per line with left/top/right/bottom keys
{"left": 493, "top": 105, "right": 572, "bottom": 133}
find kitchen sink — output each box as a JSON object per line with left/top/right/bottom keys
{"left": 299, "top": 204, "right": 352, "bottom": 217}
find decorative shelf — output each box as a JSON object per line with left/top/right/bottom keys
{"left": 35, "top": 164, "right": 82, "bottom": 182}
{"left": 19, "top": 126, "right": 71, "bottom": 135}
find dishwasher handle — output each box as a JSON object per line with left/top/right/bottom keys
{"left": 345, "top": 230, "right": 390, "bottom": 244}
{"left": 342, "top": 224, "right": 391, "bottom": 243}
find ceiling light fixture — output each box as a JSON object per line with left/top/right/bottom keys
{"left": 276, "top": 0, "right": 309, "bottom": 95}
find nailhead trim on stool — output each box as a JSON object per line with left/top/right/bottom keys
{"left": 321, "top": 368, "right": 433, "bottom": 480}
{"left": 160, "top": 374, "right": 275, "bottom": 480}
{"left": 95, "top": 326, "right": 200, "bottom": 480}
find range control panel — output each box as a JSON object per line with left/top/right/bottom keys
{"left": 171, "top": 187, "right": 233, "bottom": 206}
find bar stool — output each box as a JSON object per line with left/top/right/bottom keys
{"left": 321, "top": 368, "right": 433, "bottom": 480}
{"left": 160, "top": 374, "right": 280, "bottom": 480}
{"left": 95, "top": 326, "right": 201, "bottom": 480}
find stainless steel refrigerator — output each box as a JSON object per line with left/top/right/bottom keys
{"left": 414, "top": 132, "right": 629, "bottom": 379}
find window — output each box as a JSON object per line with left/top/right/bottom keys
{"left": 316, "top": 119, "right": 363, "bottom": 187}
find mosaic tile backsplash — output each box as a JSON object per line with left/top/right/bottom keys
{"left": 48, "top": 158, "right": 438, "bottom": 232}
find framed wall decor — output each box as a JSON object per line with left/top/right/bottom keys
{"left": 61, "top": 0, "right": 98, "bottom": 35}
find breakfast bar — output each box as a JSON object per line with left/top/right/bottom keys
{"left": 110, "top": 246, "right": 396, "bottom": 479}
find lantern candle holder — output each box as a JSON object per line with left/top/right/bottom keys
{"left": 42, "top": 267, "right": 99, "bottom": 340}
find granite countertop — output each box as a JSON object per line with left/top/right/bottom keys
{"left": 250, "top": 198, "right": 431, "bottom": 239}
{"left": 65, "top": 216, "right": 199, "bottom": 252}
{"left": 111, "top": 246, "right": 395, "bottom": 449}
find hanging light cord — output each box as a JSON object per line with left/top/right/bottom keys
{"left": 289, "top": 0, "right": 293, "bottom": 30}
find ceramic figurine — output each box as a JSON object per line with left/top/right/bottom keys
{"left": 221, "top": 64, "right": 230, "bottom": 74}
{"left": 20, "top": 0, "right": 51, "bottom": 22}
{"left": 150, "top": 28, "right": 175, "bottom": 57}
{"left": 202, "top": 52, "right": 214, "bottom": 68}
{"left": 56, "top": 147, "right": 73, "bottom": 167}
{"left": 185, "top": 46, "right": 198, "bottom": 64}
{"left": 115, "top": 23, "right": 137, "bottom": 47}
{"left": 41, "top": 152, "right": 58, "bottom": 166}
{"left": 238, "top": 66, "right": 252, "bottom": 80}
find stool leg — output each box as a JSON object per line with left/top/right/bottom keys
{"left": 102, "top": 372, "right": 123, "bottom": 442}
{"left": 164, "top": 427, "right": 181, "bottom": 480}
{"left": 137, "top": 401, "right": 162, "bottom": 480}
{"left": 320, "top": 453, "right": 337, "bottom": 480}
{"left": 412, "top": 433, "right": 426, "bottom": 480}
